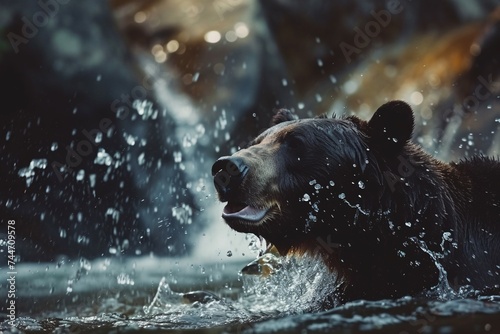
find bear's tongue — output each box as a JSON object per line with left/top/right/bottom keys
{"left": 223, "top": 202, "right": 267, "bottom": 222}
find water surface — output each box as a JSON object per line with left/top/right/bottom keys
{"left": 3, "top": 254, "right": 500, "bottom": 333}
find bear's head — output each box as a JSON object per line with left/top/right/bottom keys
{"left": 212, "top": 101, "right": 439, "bottom": 259}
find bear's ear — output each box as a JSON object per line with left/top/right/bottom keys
{"left": 272, "top": 109, "right": 297, "bottom": 125}
{"left": 367, "top": 100, "right": 414, "bottom": 155}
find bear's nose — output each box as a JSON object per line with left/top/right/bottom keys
{"left": 212, "top": 156, "right": 249, "bottom": 201}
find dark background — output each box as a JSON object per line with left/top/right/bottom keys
{"left": 0, "top": 0, "right": 498, "bottom": 261}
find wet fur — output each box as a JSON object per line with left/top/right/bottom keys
{"left": 215, "top": 101, "right": 500, "bottom": 304}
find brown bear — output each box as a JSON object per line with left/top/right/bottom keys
{"left": 211, "top": 101, "right": 500, "bottom": 305}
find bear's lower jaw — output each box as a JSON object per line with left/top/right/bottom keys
{"left": 222, "top": 202, "right": 269, "bottom": 222}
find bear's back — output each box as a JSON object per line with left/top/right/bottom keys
{"left": 448, "top": 156, "right": 500, "bottom": 288}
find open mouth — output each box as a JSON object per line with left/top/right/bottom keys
{"left": 222, "top": 202, "right": 269, "bottom": 222}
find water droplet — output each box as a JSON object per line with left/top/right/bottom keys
{"left": 117, "top": 273, "right": 135, "bottom": 285}
{"left": 59, "top": 228, "right": 67, "bottom": 238}
{"left": 192, "top": 72, "right": 200, "bottom": 82}
{"left": 32, "top": 159, "right": 47, "bottom": 169}
{"left": 226, "top": 250, "right": 233, "bottom": 257}
{"left": 338, "top": 193, "right": 346, "bottom": 199}
{"left": 80, "top": 258, "right": 92, "bottom": 271}
{"left": 138, "top": 152, "right": 146, "bottom": 165}
{"left": 172, "top": 203, "right": 193, "bottom": 224}
{"left": 358, "top": 181, "right": 365, "bottom": 189}
{"left": 76, "top": 169, "right": 85, "bottom": 181}
{"left": 302, "top": 193, "right": 311, "bottom": 202}
{"left": 126, "top": 134, "right": 136, "bottom": 146}
{"left": 94, "top": 149, "right": 112, "bottom": 166}
{"left": 247, "top": 234, "right": 263, "bottom": 253}
{"left": 89, "top": 174, "right": 96, "bottom": 188}
{"left": 173, "top": 151, "right": 182, "bottom": 163}
{"left": 18, "top": 159, "right": 48, "bottom": 187}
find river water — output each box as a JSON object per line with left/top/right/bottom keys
{"left": 3, "top": 251, "right": 500, "bottom": 333}
{"left": 2, "top": 2, "right": 500, "bottom": 332}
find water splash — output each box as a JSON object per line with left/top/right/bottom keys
{"left": 143, "top": 277, "right": 252, "bottom": 329}
{"left": 410, "top": 237, "right": 457, "bottom": 300}
{"left": 172, "top": 203, "right": 193, "bottom": 225}
{"left": 117, "top": 273, "right": 135, "bottom": 286}
{"left": 94, "top": 149, "right": 113, "bottom": 166}
{"left": 133, "top": 99, "right": 157, "bottom": 120}
{"left": 241, "top": 254, "right": 340, "bottom": 314}
{"left": 246, "top": 234, "right": 266, "bottom": 256}
{"left": 17, "top": 158, "right": 48, "bottom": 187}
{"left": 144, "top": 278, "right": 184, "bottom": 315}
{"left": 66, "top": 258, "right": 92, "bottom": 294}
{"left": 141, "top": 254, "right": 339, "bottom": 331}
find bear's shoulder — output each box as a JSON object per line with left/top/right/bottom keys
{"left": 452, "top": 156, "right": 500, "bottom": 208}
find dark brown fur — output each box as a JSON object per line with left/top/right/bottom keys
{"left": 212, "top": 101, "right": 500, "bottom": 305}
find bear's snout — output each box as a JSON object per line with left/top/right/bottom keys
{"left": 212, "top": 156, "right": 249, "bottom": 202}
